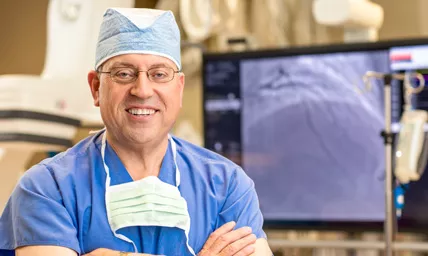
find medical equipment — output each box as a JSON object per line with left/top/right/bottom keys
{"left": 203, "top": 39, "right": 428, "bottom": 256}
{"left": 394, "top": 73, "right": 428, "bottom": 183}
{"left": 395, "top": 112, "right": 428, "bottom": 183}
{"left": 204, "top": 41, "right": 391, "bottom": 226}
{"left": 0, "top": 0, "right": 134, "bottom": 212}
{"left": 313, "top": 0, "right": 384, "bottom": 42}
{"left": 179, "top": 0, "right": 213, "bottom": 42}
{"left": 363, "top": 71, "right": 425, "bottom": 256}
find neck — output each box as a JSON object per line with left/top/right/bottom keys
{"left": 105, "top": 131, "right": 169, "bottom": 180}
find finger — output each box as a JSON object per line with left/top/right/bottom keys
{"left": 201, "top": 221, "right": 236, "bottom": 251}
{"left": 219, "top": 233, "right": 256, "bottom": 256}
{"left": 232, "top": 244, "right": 256, "bottom": 256}
{"left": 210, "top": 226, "right": 253, "bottom": 254}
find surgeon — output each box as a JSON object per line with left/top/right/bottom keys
{"left": 0, "top": 7, "right": 272, "bottom": 256}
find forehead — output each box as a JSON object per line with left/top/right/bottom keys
{"left": 103, "top": 54, "right": 177, "bottom": 69}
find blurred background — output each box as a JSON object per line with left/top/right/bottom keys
{"left": 4, "top": 0, "right": 428, "bottom": 75}
{"left": 3, "top": 0, "right": 428, "bottom": 255}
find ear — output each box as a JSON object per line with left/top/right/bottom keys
{"left": 178, "top": 73, "right": 185, "bottom": 108}
{"left": 88, "top": 70, "right": 101, "bottom": 107}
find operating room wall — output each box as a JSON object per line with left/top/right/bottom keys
{"left": 372, "top": 0, "right": 428, "bottom": 40}
{"left": 0, "top": 0, "right": 47, "bottom": 75}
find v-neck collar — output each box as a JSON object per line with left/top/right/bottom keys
{"left": 100, "top": 135, "right": 177, "bottom": 187}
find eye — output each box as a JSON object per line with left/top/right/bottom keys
{"left": 149, "top": 68, "right": 169, "bottom": 80}
{"left": 113, "top": 68, "right": 135, "bottom": 79}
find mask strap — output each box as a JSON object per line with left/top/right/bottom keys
{"left": 89, "top": 126, "right": 106, "bottom": 135}
{"left": 101, "top": 132, "right": 110, "bottom": 187}
{"left": 168, "top": 134, "right": 181, "bottom": 187}
{"left": 184, "top": 221, "right": 196, "bottom": 255}
{"left": 168, "top": 134, "right": 195, "bottom": 255}
{"left": 101, "top": 131, "right": 138, "bottom": 253}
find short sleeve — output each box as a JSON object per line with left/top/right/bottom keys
{"left": 0, "top": 164, "right": 80, "bottom": 254}
{"left": 216, "top": 167, "right": 267, "bottom": 239}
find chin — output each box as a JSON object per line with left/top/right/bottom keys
{"left": 126, "top": 129, "right": 168, "bottom": 145}
{"left": 128, "top": 132, "right": 156, "bottom": 144}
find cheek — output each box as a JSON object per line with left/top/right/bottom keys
{"left": 98, "top": 85, "right": 108, "bottom": 104}
{"left": 99, "top": 87, "right": 126, "bottom": 119}
{"left": 158, "top": 89, "right": 181, "bottom": 114}
{"left": 100, "top": 85, "right": 122, "bottom": 106}
{"left": 169, "top": 88, "right": 183, "bottom": 108}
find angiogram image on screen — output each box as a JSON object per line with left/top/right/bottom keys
{"left": 240, "top": 51, "right": 391, "bottom": 221}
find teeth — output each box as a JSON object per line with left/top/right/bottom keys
{"left": 128, "top": 108, "right": 156, "bottom": 115}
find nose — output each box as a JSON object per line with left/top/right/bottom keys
{"left": 130, "top": 73, "right": 154, "bottom": 99}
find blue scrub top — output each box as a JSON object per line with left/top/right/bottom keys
{"left": 0, "top": 132, "right": 266, "bottom": 255}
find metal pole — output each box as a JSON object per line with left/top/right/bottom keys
{"left": 383, "top": 75, "right": 394, "bottom": 256}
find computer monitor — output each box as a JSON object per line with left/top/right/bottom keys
{"left": 202, "top": 38, "right": 428, "bottom": 232}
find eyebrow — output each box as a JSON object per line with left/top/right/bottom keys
{"left": 149, "top": 63, "right": 172, "bottom": 69}
{"left": 108, "top": 62, "right": 137, "bottom": 69}
{"left": 108, "top": 62, "right": 173, "bottom": 70}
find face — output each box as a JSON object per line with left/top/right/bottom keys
{"left": 87, "top": 54, "right": 184, "bottom": 146}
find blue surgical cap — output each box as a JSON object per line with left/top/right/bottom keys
{"left": 95, "top": 8, "right": 181, "bottom": 70}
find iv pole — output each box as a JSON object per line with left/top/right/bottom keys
{"left": 363, "top": 71, "right": 425, "bottom": 256}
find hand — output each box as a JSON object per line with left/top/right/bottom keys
{"left": 198, "top": 221, "right": 257, "bottom": 256}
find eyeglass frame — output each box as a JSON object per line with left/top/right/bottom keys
{"left": 96, "top": 65, "right": 182, "bottom": 84}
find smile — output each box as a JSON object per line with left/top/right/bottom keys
{"left": 126, "top": 108, "right": 158, "bottom": 116}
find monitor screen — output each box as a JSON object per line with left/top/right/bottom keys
{"left": 202, "top": 39, "right": 428, "bottom": 232}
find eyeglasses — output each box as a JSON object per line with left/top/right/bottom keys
{"left": 97, "top": 66, "right": 181, "bottom": 84}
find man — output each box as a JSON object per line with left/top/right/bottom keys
{"left": 0, "top": 7, "right": 272, "bottom": 256}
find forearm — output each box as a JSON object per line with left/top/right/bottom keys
{"left": 16, "top": 246, "right": 77, "bottom": 256}
{"left": 251, "top": 238, "right": 273, "bottom": 256}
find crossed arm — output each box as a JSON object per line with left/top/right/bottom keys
{"left": 16, "top": 222, "right": 272, "bottom": 256}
